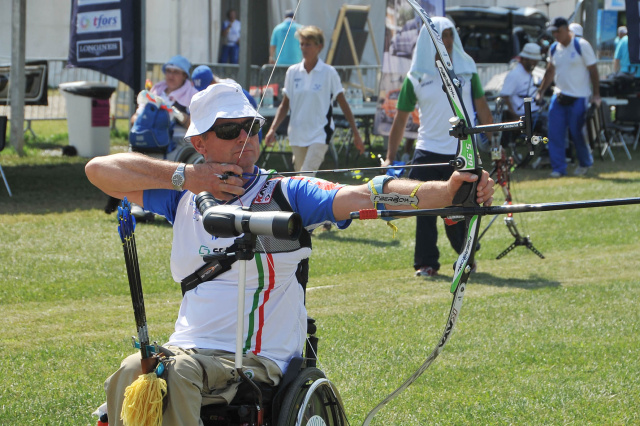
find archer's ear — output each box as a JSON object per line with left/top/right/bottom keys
{"left": 191, "top": 135, "right": 207, "bottom": 155}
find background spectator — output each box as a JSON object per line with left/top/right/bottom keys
{"left": 537, "top": 17, "right": 599, "bottom": 178}
{"left": 269, "top": 10, "right": 303, "bottom": 65}
{"left": 613, "top": 33, "right": 640, "bottom": 76}
{"left": 615, "top": 26, "right": 627, "bottom": 49}
{"left": 383, "top": 17, "right": 493, "bottom": 278}
{"left": 148, "top": 55, "right": 198, "bottom": 141}
{"left": 220, "top": 9, "right": 241, "bottom": 64}
{"left": 264, "top": 26, "right": 364, "bottom": 173}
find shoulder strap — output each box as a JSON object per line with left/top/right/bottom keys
{"left": 574, "top": 37, "right": 582, "bottom": 56}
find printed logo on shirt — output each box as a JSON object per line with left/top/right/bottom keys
{"left": 254, "top": 179, "right": 279, "bottom": 204}
{"left": 312, "top": 83, "right": 322, "bottom": 91}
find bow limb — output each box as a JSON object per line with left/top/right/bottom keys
{"left": 362, "top": 2, "right": 482, "bottom": 424}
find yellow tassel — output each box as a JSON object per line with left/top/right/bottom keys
{"left": 387, "top": 221, "right": 398, "bottom": 238}
{"left": 121, "top": 372, "right": 167, "bottom": 426}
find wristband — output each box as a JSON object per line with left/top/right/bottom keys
{"left": 368, "top": 175, "right": 397, "bottom": 210}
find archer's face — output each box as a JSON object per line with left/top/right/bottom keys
{"left": 192, "top": 117, "right": 260, "bottom": 174}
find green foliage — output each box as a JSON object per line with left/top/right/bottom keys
{"left": 0, "top": 131, "right": 639, "bottom": 424}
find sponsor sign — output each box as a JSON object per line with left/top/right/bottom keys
{"left": 77, "top": 38, "right": 123, "bottom": 61}
{"left": 68, "top": 0, "right": 136, "bottom": 89}
{"left": 76, "top": 9, "right": 121, "bottom": 34}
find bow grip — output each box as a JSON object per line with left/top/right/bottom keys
{"left": 452, "top": 169, "right": 481, "bottom": 207}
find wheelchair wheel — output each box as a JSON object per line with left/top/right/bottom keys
{"left": 277, "top": 367, "right": 348, "bottom": 426}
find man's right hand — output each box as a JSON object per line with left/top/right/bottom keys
{"left": 264, "top": 129, "right": 276, "bottom": 147}
{"left": 190, "top": 162, "right": 246, "bottom": 201}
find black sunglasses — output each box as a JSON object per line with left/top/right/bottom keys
{"left": 208, "top": 119, "right": 263, "bottom": 140}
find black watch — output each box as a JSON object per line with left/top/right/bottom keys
{"left": 171, "top": 163, "right": 186, "bottom": 191}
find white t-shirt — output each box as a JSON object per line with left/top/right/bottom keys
{"left": 284, "top": 59, "right": 344, "bottom": 147}
{"left": 406, "top": 72, "right": 476, "bottom": 155}
{"left": 223, "top": 20, "right": 241, "bottom": 45}
{"left": 549, "top": 37, "right": 597, "bottom": 98}
{"left": 500, "top": 62, "right": 541, "bottom": 116}
{"left": 142, "top": 170, "right": 350, "bottom": 372}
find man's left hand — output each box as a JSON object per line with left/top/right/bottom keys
{"left": 448, "top": 170, "right": 495, "bottom": 206}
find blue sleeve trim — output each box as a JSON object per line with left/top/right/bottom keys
{"left": 282, "top": 177, "right": 351, "bottom": 229}
{"left": 143, "top": 189, "right": 186, "bottom": 224}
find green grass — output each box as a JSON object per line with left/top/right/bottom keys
{"left": 1, "top": 124, "right": 640, "bottom": 424}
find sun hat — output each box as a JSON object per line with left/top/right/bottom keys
{"left": 191, "top": 65, "right": 214, "bottom": 91}
{"left": 548, "top": 17, "right": 569, "bottom": 32}
{"left": 519, "top": 43, "right": 543, "bottom": 60}
{"left": 185, "top": 81, "right": 264, "bottom": 139}
{"left": 162, "top": 55, "right": 191, "bottom": 76}
{"left": 569, "top": 23, "right": 583, "bottom": 37}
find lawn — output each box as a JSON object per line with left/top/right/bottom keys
{"left": 1, "top": 122, "right": 639, "bottom": 425}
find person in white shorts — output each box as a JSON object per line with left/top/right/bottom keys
{"left": 265, "top": 25, "right": 365, "bottom": 172}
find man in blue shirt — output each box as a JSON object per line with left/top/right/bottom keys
{"left": 614, "top": 35, "right": 640, "bottom": 77}
{"left": 269, "top": 10, "right": 302, "bottom": 65}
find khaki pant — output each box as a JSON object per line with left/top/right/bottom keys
{"left": 105, "top": 346, "right": 281, "bottom": 426}
{"left": 291, "top": 143, "right": 329, "bottom": 173}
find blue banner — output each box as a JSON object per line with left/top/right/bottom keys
{"left": 597, "top": 10, "right": 618, "bottom": 60}
{"left": 68, "top": 0, "right": 135, "bottom": 89}
{"left": 626, "top": 0, "right": 639, "bottom": 63}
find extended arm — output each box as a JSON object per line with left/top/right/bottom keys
{"left": 332, "top": 171, "right": 494, "bottom": 221}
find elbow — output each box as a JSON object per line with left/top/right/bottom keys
{"left": 85, "top": 156, "right": 110, "bottom": 187}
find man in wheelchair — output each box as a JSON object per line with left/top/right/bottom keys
{"left": 86, "top": 81, "right": 495, "bottom": 425}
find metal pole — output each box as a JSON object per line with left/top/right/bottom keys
{"left": 132, "top": 0, "right": 146, "bottom": 115}
{"left": 583, "top": 0, "right": 597, "bottom": 49}
{"left": 237, "top": 0, "right": 250, "bottom": 88}
{"left": 10, "top": 0, "right": 26, "bottom": 156}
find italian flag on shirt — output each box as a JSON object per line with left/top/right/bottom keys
{"left": 244, "top": 253, "right": 276, "bottom": 354}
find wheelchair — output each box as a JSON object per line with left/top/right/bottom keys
{"left": 199, "top": 317, "right": 349, "bottom": 426}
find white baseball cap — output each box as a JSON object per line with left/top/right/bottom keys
{"left": 569, "top": 23, "right": 583, "bottom": 37}
{"left": 519, "top": 43, "right": 543, "bottom": 61}
{"left": 185, "top": 81, "right": 264, "bottom": 139}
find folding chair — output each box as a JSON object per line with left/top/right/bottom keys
{"left": 598, "top": 101, "right": 632, "bottom": 161}
{"left": 613, "top": 97, "right": 640, "bottom": 151}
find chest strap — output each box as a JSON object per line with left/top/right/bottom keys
{"left": 180, "top": 253, "right": 237, "bottom": 296}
